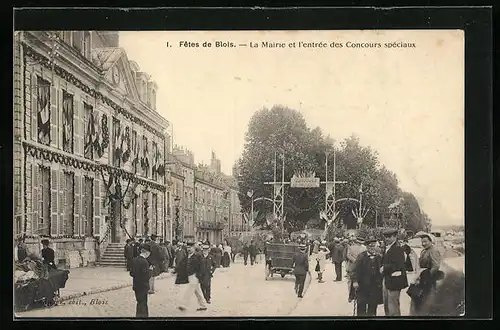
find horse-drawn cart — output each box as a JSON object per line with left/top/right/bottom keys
{"left": 264, "top": 242, "right": 305, "bottom": 280}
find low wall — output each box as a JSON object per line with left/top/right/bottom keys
{"left": 18, "top": 237, "right": 100, "bottom": 269}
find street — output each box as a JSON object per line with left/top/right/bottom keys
{"left": 17, "top": 257, "right": 301, "bottom": 318}
{"left": 16, "top": 254, "right": 460, "bottom": 318}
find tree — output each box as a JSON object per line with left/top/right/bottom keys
{"left": 238, "top": 105, "right": 429, "bottom": 234}
{"left": 238, "top": 105, "right": 331, "bottom": 231}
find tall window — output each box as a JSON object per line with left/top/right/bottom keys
{"left": 64, "top": 172, "right": 74, "bottom": 235}
{"left": 112, "top": 118, "right": 121, "bottom": 167}
{"left": 62, "top": 91, "right": 74, "bottom": 153}
{"left": 83, "top": 103, "right": 94, "bottom": 160}
{"left": 152, "top": 141, "right": 158, "bottom": 181}
{"left": 37, "top": 77, "right": 51, "bottom": 146}
{"left": 40, "top": 167, "right": 50, "bottom": 236}
{"left": 167, "top": 191, "right": 171, "bottom": 216}
{"left": 152, "top": 193, "right": 158, "bottom": 235}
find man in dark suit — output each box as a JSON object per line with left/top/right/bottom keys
{"left": 292, "top": 245, "right": 309, "bottom": 298}
{"left": 41, "top": 239, "right": 57, "bottom": 269}
{"left": 329, "top": 237, "right": 345, "bottom": 281}
{"left": 380, "top": 228, "right": 408, "bottom": 316}
{"left": 124, "top": 239, "right": 135, "bottom": 271}
{"left": 249, "top": 240, "right": 258, "bottom": 266}
{"left": 353, "top": 237, "right": 384, "bottom": 316}
{"left": 199, "top": 245, "right": 217, "bottom": 303}
{"left": 130, "top": 243, "right": 153, "bottom": 318}
{"left": 147, "top": 234, "right": 163, "bottom": 294}
{"left": 242, "top": 242, "right": 249, "bottom": 265}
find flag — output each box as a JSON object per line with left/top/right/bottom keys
{"left": 243, "top": 213, "right": 249, "bottom": 223}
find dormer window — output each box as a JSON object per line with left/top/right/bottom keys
{"left": 142, "top": 80, "right": 147, "bottom": 102}
{"left": 72, "top": 31, "right": 83, "bottom": 52}
{"left": 62, "top": 31, "right": 72, "bottom": 44}
{"left": 151, "top": 89, "right": 157, "bottom": 110}
{"left": 83, "top": 32, "right": 91, "bottom": 59}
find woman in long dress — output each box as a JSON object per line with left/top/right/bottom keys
{"left": 315, "top": 244, "right": 330, "bottom": 283}
{"left": 409, "top": 233, "right": 442, "bottom": 316}
{"left": 221, "top": 241, "right": 231, "bottom": 268}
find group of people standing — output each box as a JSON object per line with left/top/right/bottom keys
{"left": 128, "top": 236, "right": 234, "bottom": 317}
{"left": 292, "top": 228, "right": 443, "bottom": 317}
{"left": 345, "top": 229, "right": 442, "bottom": 316}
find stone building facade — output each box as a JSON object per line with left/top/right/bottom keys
{"left": 14, "top": 31, "right": 169, "bottom": 267}
{"left": 194, "top": 166, "right": 229, "bottom": 245}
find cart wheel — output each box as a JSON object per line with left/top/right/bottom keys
{"left": 265, "top": 266, "right": 270, "bottom": 280}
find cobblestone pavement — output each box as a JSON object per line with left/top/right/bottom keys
{"left": 16, "top": 254, "right": 463, "bottom": 318}
{"left": 16, "top": 257, "right": 301, "bottom": 318}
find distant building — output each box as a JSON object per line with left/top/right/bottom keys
{"left": 194, "top": 166, "right": 227, "bottom": 244}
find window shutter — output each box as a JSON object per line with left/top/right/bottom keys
{"left": 50, "top": 169, "right": 58, "bottom": 236}
{"left": 100, "top": 179, "right": 108, "bottom": 216}
{"left": 58, "top": 171, "right": 65, "bottom": 236}
{"left": 58, "top": 88, "right": 63, "bottom": 151}
{"left": 32, "top": 164, "right": 39, "bottom": 235}
{"left": 74, "top": 99, "right": 83, "bottom": 156}
{"left": 136, "top": 192, "right": 142, "bottom": 236}
{"left": 158, "top": 193, "right": 163, "bottom": 237}
{"left": 74, "top": 174, "right": 81, "bottom": 236}
{"left": 94, "top": 178, "right": 101, "bottom": 236}
{"left": 31, "top": 73, "right": 37, "bottom": 141}
{"left": 73, "top": 98, "right": 80, "bottom": 155}
{"left": 50, "top": 85, "right": 58, "bottom": 148}
{"left": 81, "top": 177, "right": 86, "bottom": 237}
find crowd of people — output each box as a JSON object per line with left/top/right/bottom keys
{"left": 291, "top": 228, "right": 449, "bottom": 316}
{"left": 126, "top": 236, "right": 235, "bottom": 317}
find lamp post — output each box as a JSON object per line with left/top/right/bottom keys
{"left": 174, "top": 195, "right": 181, "bottom": 242}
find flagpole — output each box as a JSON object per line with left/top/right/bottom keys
{"left": 273, "top": 151, "right": 277, "bottom": 217}
{"left": 325, "top": 152, "right": 328, "bottom": 214}
{"left": 281, "top": 151, "right": 285, "bottom": 236}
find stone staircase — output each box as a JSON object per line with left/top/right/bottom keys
{"left": 98, "top": 243, "right": 127, "bottom": 268}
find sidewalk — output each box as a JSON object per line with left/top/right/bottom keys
{"left": 58, "top": 266, "right": 173, "bottom": 302}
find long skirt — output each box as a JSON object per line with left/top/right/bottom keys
{"left": 221, "top": 252, "right": 230, "bottom": 267}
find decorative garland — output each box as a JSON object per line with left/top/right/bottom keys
{"left": 23, "top": 141, "right": 166, "bottom": 192}
{"left": 23, "top": 44, "right": 165, "bottom": 139}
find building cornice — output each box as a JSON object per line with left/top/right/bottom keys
{"left": 21, "top": 33, "right": 167, "bottom": 139}
{"left": 195, "top": 177, "right": 225, "bottom": 191}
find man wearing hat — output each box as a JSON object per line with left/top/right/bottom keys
{"left": 41, "top": 239, "right": 57, "bottom": 269}
{"left": 291, "top": 245, "right": 310, "bottom": 298}
{"left": 346, "top": 237, "right": 367, "bottom": 301}
{"left": 329, "top": 237, "right": 346, "bottom": 282}
{"left": 352, "top": 237, "right": 384, "bottom": 316}
{"left": 124, "top": 239, "right": 135, "bottom": 271}
{"left": 380, "top": 228, "right": 408, "bottom": 316}
{"left": 147, "top": 234, "right": 163, "bottom": 294}
{"left": 130, "top": 243, "right": 153, "bottom": 317}
{"left": 177, "top": 241, "right": 207, "bottom": 311}
{"left": 199, "top": 244, "right": 217, "bottom": 303}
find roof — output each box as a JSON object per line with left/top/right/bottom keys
{"left": 91, "top": 47, "right": 125, "bottom": 71}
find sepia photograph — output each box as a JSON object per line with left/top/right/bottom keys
{"left": 13, "top": 28, "right": 466, "bottom": 318}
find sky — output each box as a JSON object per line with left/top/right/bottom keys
{"left": 119, "top": 30, "right": 464, "bottom": 226}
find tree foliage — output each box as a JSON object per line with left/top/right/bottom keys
{"left": 238, "top": 105, "right": 429, "bottom": 233}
